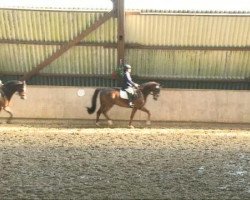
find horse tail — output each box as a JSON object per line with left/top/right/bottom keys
{"left": 87, "top": 88, "right": 101, "bottom": 114}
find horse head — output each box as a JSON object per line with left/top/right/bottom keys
{"left": 18, "top": 81, "right": 27, "bottom": 100}
{"left": 3, "top": 80, "right": 27, "bottom": 100}
{"left": 140, "top": 81, "right": 161, "bottom": 100}
{"left": 152, "top": 83, "right": 160, "bottom": 100}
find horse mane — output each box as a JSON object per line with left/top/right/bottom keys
{"left": 3, "top": 80, "right": 24, "bottom": 86}
{"left": 140, "top": 81, "right": 159, "bottom": 89}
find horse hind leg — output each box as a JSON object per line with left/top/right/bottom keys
{"left": 96, "top": 107, "right": 103, "bottom": 126}
{"left": 3, "top": 107, "right": 13, "bottom": 124}
{"left": 96, "top": 105, "right": 113, "bottom": 126}
{"left": 102, "top": 106, "right": 114, "bottom": 126}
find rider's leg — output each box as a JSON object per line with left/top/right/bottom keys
{"left": 127, "top": 92, "right": 134, "bottom": 107}
{"left": 125, "top": 87, "right": 134, "bottom": 107}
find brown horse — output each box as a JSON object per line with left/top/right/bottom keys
{"left": 0, "top": 80, "right": 27, "bottom": 123}
{"left": 87, "top": 81, "right": 160, "bottom": 127}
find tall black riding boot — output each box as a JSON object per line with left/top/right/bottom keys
{"left": 127, "top": 93, "right": 134, "bottom": 108}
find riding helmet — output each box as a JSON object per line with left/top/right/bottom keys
{"left": 124, "top": 64, "right": 132, "bottom": 69}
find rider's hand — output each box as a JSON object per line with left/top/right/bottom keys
{"left": 135, "top": 83, "right": 139, "bottom": 88}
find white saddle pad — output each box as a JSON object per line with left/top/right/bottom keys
{"left": 120, "top": 90, "right": 128, "bottom": 99}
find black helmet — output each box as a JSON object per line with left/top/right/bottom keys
{"left": 124, "top": 64, "right": 132, "bottom": 69}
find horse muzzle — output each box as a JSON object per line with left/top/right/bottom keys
{"left": 19, "top": 93, "right": 27, "bottom": 100}
{"left": 153, "top": 94, "right": 159, "bottom": 100}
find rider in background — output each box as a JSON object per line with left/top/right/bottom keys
{"left": 122, "top": 64, "right": 139, "bottom": 107}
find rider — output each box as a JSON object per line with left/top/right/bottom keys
{"left": 122, "top": 64, "right": 139, "bottom": 107}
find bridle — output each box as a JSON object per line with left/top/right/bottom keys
{"left": 151, "top": 85, "right": 160, "bottom": 100}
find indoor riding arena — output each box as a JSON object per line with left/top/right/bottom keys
{"left": 0, "top": 121, "right": 250, "bottom": 199}
{"left": 0, "top": 0, "right": 250, "bottom": 199}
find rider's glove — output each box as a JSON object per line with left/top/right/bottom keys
{"left": 134, "top": 83, "right": 139, "bottom": 88}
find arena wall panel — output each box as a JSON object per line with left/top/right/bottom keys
{"left": 0, "top": 86, "right": 249, "bottom": 123}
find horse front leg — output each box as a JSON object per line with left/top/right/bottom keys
{"left": 129, "top": 108, "right": 137, "bottom": 128}
{"left": 139, "top": 107, "right": 151, "bottom": 126}
{"left": 3, "top": 106, "right": 13, "bottom": 124}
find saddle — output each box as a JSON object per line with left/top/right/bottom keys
{"left": 120, "top": 90, "right": 129, "bottom": 99}
{"left": 120, "top": 88, "right": 140, "bottom": 100}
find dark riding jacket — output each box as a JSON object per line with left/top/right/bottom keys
{"left": 122, "top": 71, "right": 136, "bottom": 90}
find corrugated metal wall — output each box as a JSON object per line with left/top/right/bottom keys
{"left": 126, "top": 49, "right": 250, "bottom": 79}
{"left": 0, "top": 9, "right": 117, "bottom": 42}
{"left": 0, "top": 8, "right": 249, "bottom": 89}
{"left": 126, "top": 14, "right": 250, "bottom": 46}
{"left": 125, "top": 13, "right": 250, "bottom": 83}
{"left": 0, "top": 44, "right": 117, "bottom": 75}
{"left": 0, "top": 9, "right": 117, "bottom": 76}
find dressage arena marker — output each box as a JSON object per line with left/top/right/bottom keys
{"left": 77, "top": 89, "right": 85, "bottom": 97}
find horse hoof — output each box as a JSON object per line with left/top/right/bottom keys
{"left": 96, "top": 122, "right": 101, "bottom": 127}
{"left": 146, "top": 121, "right": 151, "bottom": 126}
{"left": 128, "top": 125, "right": 134, "bottom": 129}
{"left": 108, "top": 120, "right": 113, "bottom": 126}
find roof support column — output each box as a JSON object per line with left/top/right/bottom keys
{"left": 114, "top": 0, "right": 125, "bottom": 66}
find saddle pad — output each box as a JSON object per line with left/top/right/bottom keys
{"left": 120, "top": 90, "right": 128, "bottom": 99}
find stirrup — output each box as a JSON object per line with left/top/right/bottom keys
{"left": 129, "top": 102, "right": 134, "bottom": 108}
